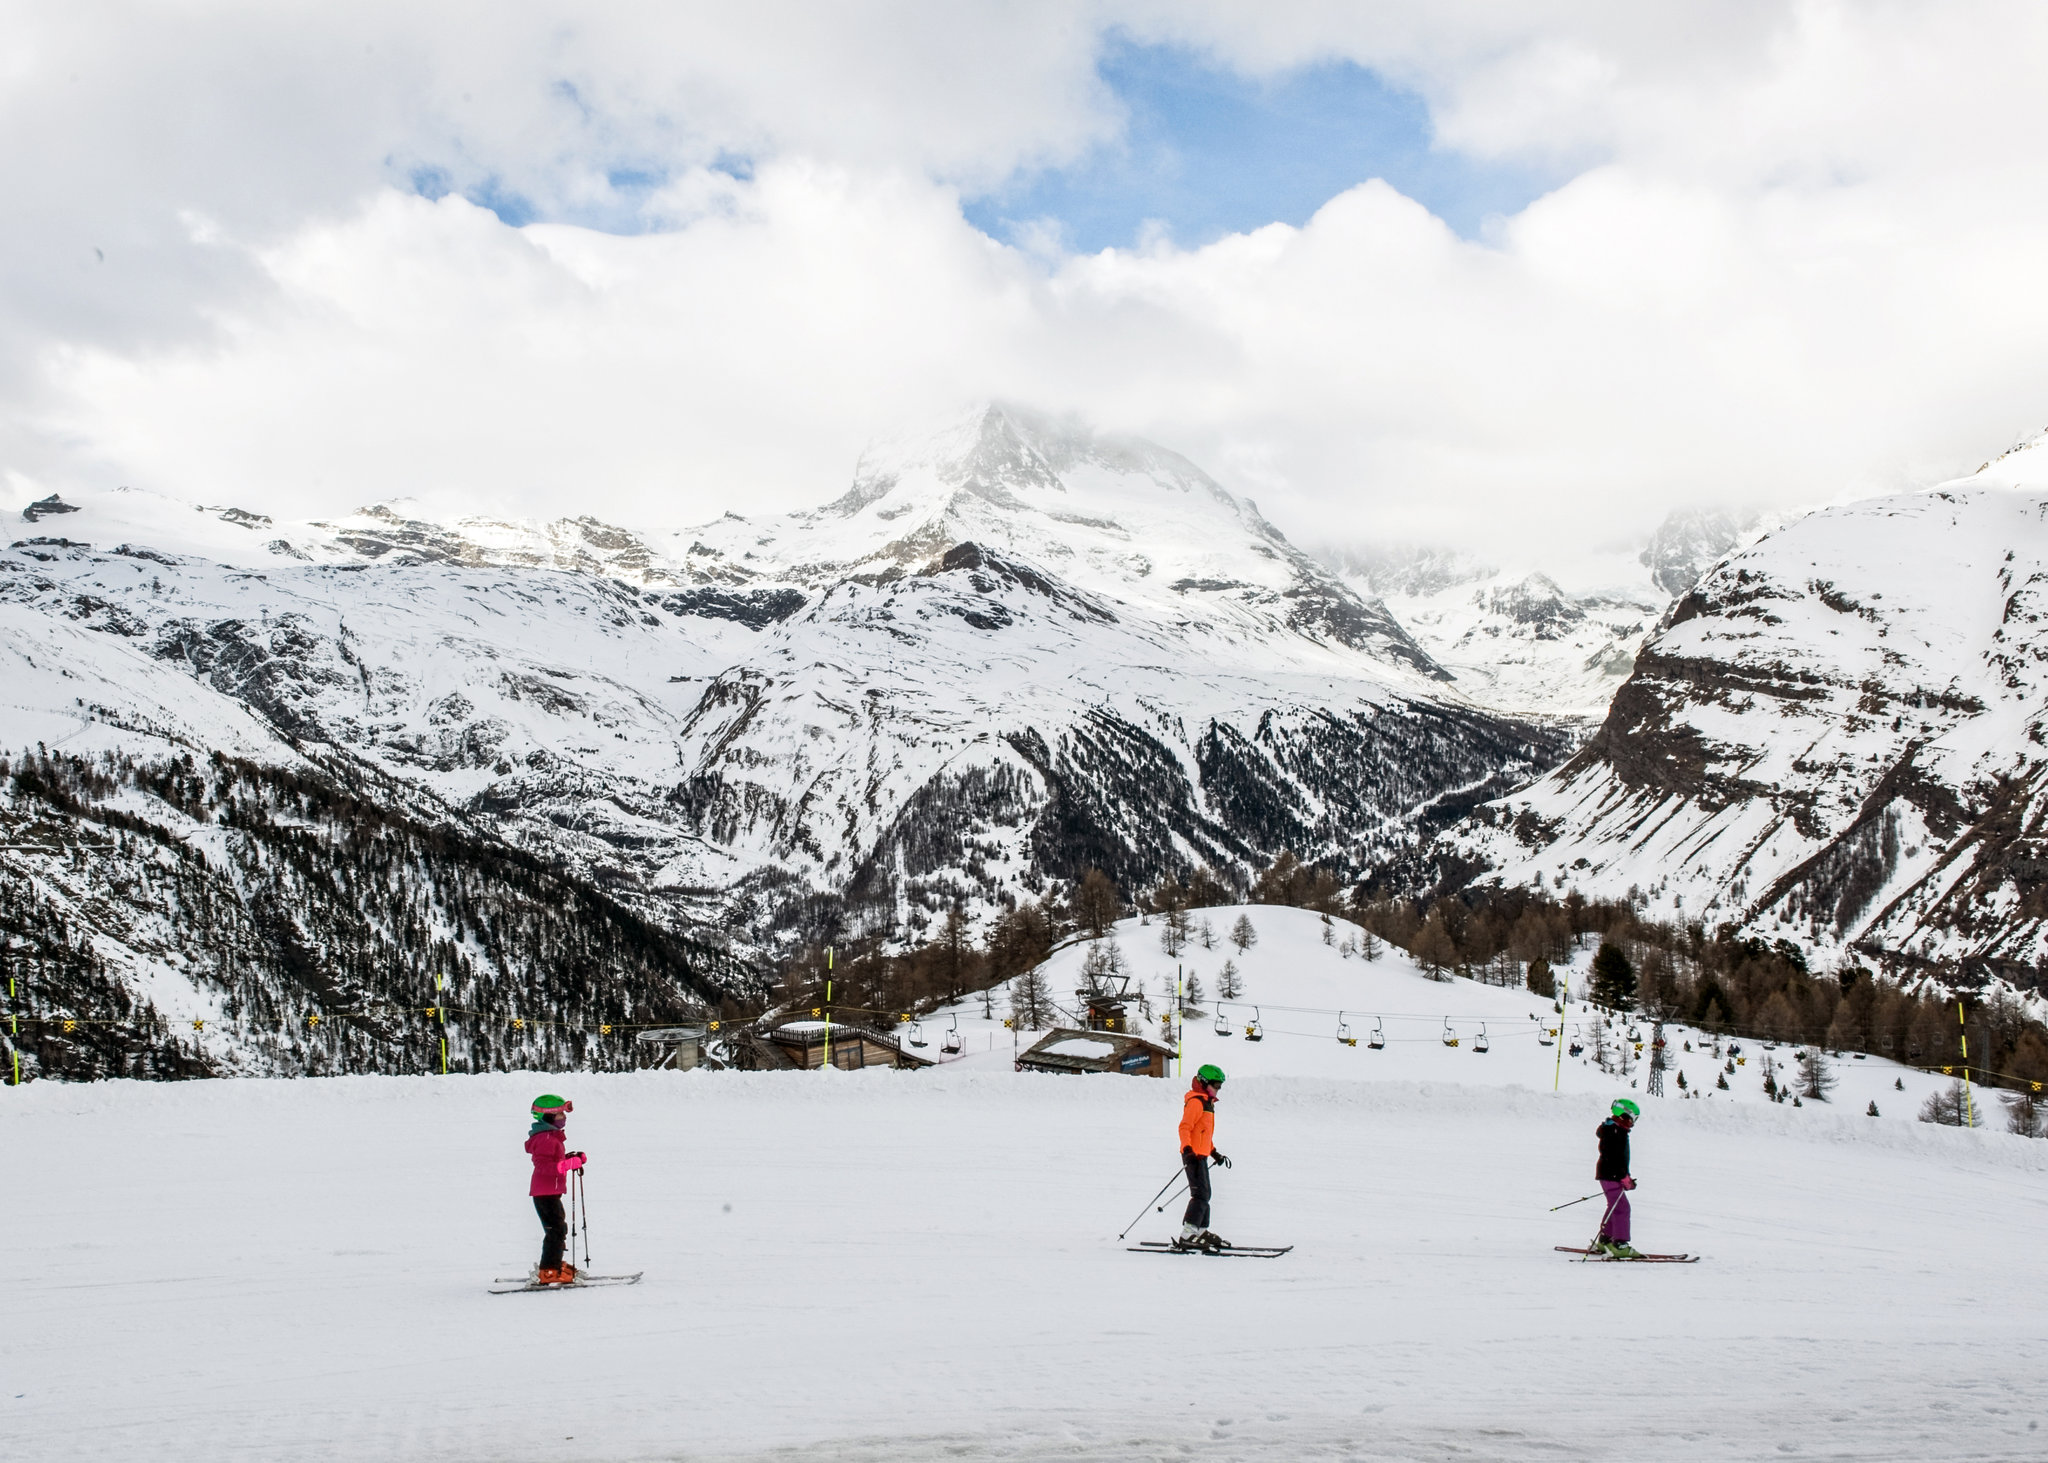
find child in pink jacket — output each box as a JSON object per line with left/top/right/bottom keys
{"left": 526, "top": 1094, "right": 588, "bottom": 1284}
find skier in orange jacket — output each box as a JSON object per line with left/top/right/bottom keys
{"left": 1178, "top": 1063, "right": 1232, "bottom": 1249}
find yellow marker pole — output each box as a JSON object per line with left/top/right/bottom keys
{"left": 438, "top": 973, "right": 448, "bottom": 1077}
{"left": 8, "top": 958, "right": 17, "bottom": 1087}
{"left": 1553, "top": 976, "right": 1567, "bottom": 1092}
{"left": 822, "top": 947, "right": 833, "bottom": 1072}
{"left": 1958, "top": 1001, "right": 1975, "bottom": 1129}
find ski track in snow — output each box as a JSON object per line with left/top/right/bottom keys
{"left": 11, "top": 916, "right": 2048, "bottom": 1463}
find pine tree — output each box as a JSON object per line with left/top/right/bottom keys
{"left": 1361, "top": 929, "right": 1382, "bottom": 961}
{"left": 1160, "top": 906, "right": 1192, "bottom": 957}
{"left": 1866, "top": 1099, "right": 1879, "bottom": 1117}
{"left": 1797, "top": 1046, "right": 1836, "bottom": 1102}
{"left": 1217, "top": 958, "right": 1242, "bottom": 1000}
{"left": 1590, "top": 942, "right": 1636, "bottom": 1008}
{"left": 1183, "top": 972, "right": 1206, "bottom": 1011}
{"left": 1229, "top": 914, "right": 1258, "bottom": 953}
{"left": 1526, "top": 957, "right": 1555, "bottom": 998}
{"left": 1321, "top": 913, "right": 1335, "bottom": 945}
{"left": 2001, "top": 1088, "right": 2042, "bottom": 1137}
{"left": 1073, "top": 868, "right": 1123, "bottom": 940}
{"left": 1918, "top": 1081, "right": 1975, "bottom": 1127}
{"left": 1008, "top": 964, "right": 1054, "bottom": 1030}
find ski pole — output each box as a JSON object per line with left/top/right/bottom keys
{"left": 578, "top": 1168, "right": 591, "bottom": 1267}
{"left": 1550, "top": 1192, "right": 1601, "bottom": 1212}
{"left": 1118, "top": 1169, "right": 1188, "bottom": 1240}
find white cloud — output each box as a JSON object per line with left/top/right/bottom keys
{"left": 8, "top": 2, "right": 2048, "bottom": 584}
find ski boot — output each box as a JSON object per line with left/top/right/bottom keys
{"left": 557, "top": 1264, "right": 579, "bottom": 1284}
{"left": 1195, "top": 1230, "right": 1230, "bottom": 1253}
{"left": 1605, "top": 1243, "right": 1642, "bottom": 1260}
{"left": 535, "top": 1265, "right": 564, "bottom": 1285}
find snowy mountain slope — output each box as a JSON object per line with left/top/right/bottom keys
{"left": 0, "top": 409, "right": 1569, "bottom": 973}
{"left": 12, "top": 1064, "right": 2048, "bottom": 1462}
{"left": 1441, "top": 431, "right": 2048, "bottom": 989}
{"left": 936, "top": 905, "right": 1961, "bottom": 1121}
{"left": 1320, "top": 510, "right": 1786, "bottom": 721}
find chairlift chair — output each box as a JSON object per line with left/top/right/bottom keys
{"left": 1626, "top": 1022, "right": 1643, "bottom": 1042}
{"left": 1367, "top": 1017, "right": 1385, "bottom": 1050}
{"left": 941, "top": 1015, "right": 962, "bottom": 1055}
{"left": 1245, "top": 1007, "right": 1264, "bottom": 1042}
{"left": 908, "top": 1020, "right": 928, "bottom": 1049}
{"left": 1474, "top": 1022, "right": 1490, "bottom": 1054}
{"left": 1336, "top": 1011, "right": 1357, "bottom": 1047}
{"left": 1442, "top": 1019, "right": 1459, "bottom": 1049}
{"left": 1538, "top": 1024, "right": 1556, "bottom": 1047}
{"left": 1214, "top": 1007, "right": 1233, "bottom": 1037}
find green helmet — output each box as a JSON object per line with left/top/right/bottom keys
{"left": 1196, "top": 1064, "right": 1226, "bottom": 1084}
{"left": 1611, "top": 1098, "right": 1640, "bottom": 1119}
{"left": 531, "top": 1093, "right": 572, "bottom": 1116}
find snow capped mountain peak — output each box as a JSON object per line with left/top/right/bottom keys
{"left": 687, "top": 401, "right": 1447, "bottom": 679}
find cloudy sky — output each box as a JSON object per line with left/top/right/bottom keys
{"left": 6, "top": 2, "right": 2048, "bottom": 578}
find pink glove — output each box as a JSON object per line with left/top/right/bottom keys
{"left": 561, "top": 1152, "right": 587, "bottom": 1173}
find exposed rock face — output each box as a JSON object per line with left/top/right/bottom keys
{"left": 1440, "top": 434, "right": 2048, "bottom": 993}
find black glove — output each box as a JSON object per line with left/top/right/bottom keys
{"left": 1182, "top": 1146, "right": 1196, "bottom": 1161}
{"left": 1211, "top": 1151, "right": 1231, "bottom": 1169}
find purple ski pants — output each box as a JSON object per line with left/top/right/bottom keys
{"left": 1597, "top": 1180, "right": 1631, "bottom": 1243}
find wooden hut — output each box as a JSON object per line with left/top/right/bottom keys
{"left": 1016, "top": 1026, "right": 1172, "bottom": 1078}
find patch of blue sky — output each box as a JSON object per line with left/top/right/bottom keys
{"left": 966, "top": 39, "right": 1569, "bottom": 251}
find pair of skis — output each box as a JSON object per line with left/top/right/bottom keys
{"left": 489, "top": 1271, "right": 644, "bottom": 1294}
{"left": 1554, "top": 1246, "right": 1699, "bottom": 1263}
{"left": 1127, "top": 1239, "right": 1292, "bottom": 1259}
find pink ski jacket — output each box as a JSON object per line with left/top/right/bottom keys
{"left": 525, "top": 1127, "right": 586, "bottom": 1197}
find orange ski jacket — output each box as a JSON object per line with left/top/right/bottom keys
{"left": 1179, "top": 1087, "right": 1216, "bottom": 1156}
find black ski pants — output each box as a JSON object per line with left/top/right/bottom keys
{"left": 534, "top": 1195, "right": 567, "bottom": 1270}
{"left": 1181, "top": 1148, "right": 1212, "bottom": 1230}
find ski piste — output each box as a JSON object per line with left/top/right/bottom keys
{"left": 489, "top": 1271, "right": 644, "bottom": 1294}
{"left": 1554, "top": 1247, "right": 1700, "bottom": 1263}
{"left": 1128, "top": 1240, "right": 1292, "bottom": 1258}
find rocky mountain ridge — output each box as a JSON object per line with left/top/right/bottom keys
{"left": 1439, "top": 430, "right": 2048, "bottom": 994}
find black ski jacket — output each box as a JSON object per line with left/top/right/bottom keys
{"left": 1594, "top": 1118, "right": 1631, "bottom": 1181}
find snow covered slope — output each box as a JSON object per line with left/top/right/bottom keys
{"left": 0, "top": 408, "right": 1568, "bottom": 974}
{"left": 10, "top": 1061, "right": 2046, "bottom": 1462}
{"left": 1442, "top": 432, "right": 2048, "bottom": 988}
{"left": 937, "top": 906, "right": 1961, "bottom": 1122}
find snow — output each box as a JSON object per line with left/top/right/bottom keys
{"left": 1443, "top": 454, "right": 2048, "bottom": 974}
{"left": 11, "top": 1056, "right": 2048, "bottom": 1462}
{"left": 936, "top": 907, "right": 1971, "bottom": 1123}
{"left": 1041, "top": 1035, "right": 1116, "bottom": 1058}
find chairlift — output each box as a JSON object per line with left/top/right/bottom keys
{"left": 1336, "top": 1012, "right": 1357, "bottom": 1047}
{"left": 1474, "top": 1022, "right": 1490, "bottom": 1054}
{"left": 1367, "top": 1017, "right": 1385, "bottom": 1050}
{"left": 1214, "top": 1006, "right": 1233, "bottom": 1037}
{"left": 941, "top": 1015, "right": 962, "bottom": 1056}
{"left": 1625, "top": 1022, "right": 1642, "bottom": 1042}
{"left": 1442, "top": 1019, "right": 1460, "bottom": 1049}
{"left": 1568, "top": 1028, "right": 1585, "bottom": 1057}
{"left": 908, "top": 1019, "right": 928, "bottom": 1049}
{"left": 1538, "top": 1024, "right": 1556, "bottom": 1047}
{"left": 1245, "top": 1007, "right": 1264, "bottom": 1042}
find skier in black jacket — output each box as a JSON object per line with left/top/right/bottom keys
{"left": 1594, "top": 1098, "right": 1640, "bottom": 1258}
